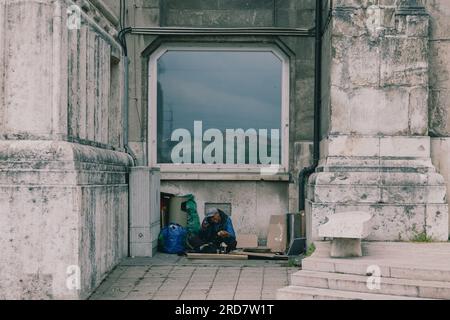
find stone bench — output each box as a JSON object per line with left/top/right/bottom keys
{"left": 318, "top": 211, "right": 372, "bottom": 258}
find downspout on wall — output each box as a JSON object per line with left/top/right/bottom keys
{"left": 118, "top": 0, "right": 138, "bottom": 257}
{"left": 298, "top": 0, "right": 323, "bottom": 213}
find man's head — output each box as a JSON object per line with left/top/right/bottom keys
{"left": 206, "top": 208, "right": 221, "bottom": 224}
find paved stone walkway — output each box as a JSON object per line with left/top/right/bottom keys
{"left": 90, "top": 254, "right": 297, "bottom": 300}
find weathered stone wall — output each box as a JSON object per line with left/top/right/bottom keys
{"left": 0, "top": 0, "right": 129, "bottom": 299}
{"left": 426, "top": 0, "right": 450, "bottom": 234}
{"left": 321, "top": 0, "right": 332, "bottom": 139}
{"left": 0, "top": 141, "right": 130, "bottom": 299}
{"left": 307, "top": 0, "right": 448, "bottom": 242}
{"left": 323, "top": 0, "right": 429, "bottom": 137}
{"left": 162, "top": 181, "right": 288, "bottom": 242}
{"left": 67, "top": 20, "right": 123, "bottom": 149}
{"left": 125, "top": 0, "right": 316, "bottom": 237}
{"left": 427, "top": 0, "right": 450, "bottom": 136}
{"left": 0, "top": 0, "right": 123, "bottom": 145}
{"left": 66, "top": 0, "right": 123, "bottom": 149}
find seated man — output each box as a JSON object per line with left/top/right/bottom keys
{"left": 188, "top": 207, "right": 237, "bottom": 253}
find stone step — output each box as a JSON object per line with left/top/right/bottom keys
{"left": 302, "top": 257, "right": 450, "bottom": 282}
{"left": 291, "top": 270, "right": 450, "bottom": 299}
{"left": 313, "top": 241, "right": 450, "bottom": 257}
{"left": 277, "top": 285, "right": 431, "bottom": 300}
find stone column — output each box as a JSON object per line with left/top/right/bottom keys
{"left": 426, "top": 0, "right": 450, "bottom": 236}
{"left": 0, "top": 0, "right": 130, "bottom": 299}
{"left": 306, "top": 0, "right": 449, "bottom": 242}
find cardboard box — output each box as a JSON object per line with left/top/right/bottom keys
{"left": 236, "top": 234, "right": 258, "bottom": 249}
{"left": 267, "top": 215, "right": 287, "bottom": 253}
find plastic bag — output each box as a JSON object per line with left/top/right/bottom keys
{"left": 181, "top": 194, "right": 201, "bottom": 236}
{"left": 160, "top": 223, "right": 187, "bottom": 254}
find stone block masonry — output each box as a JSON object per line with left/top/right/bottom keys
{"left": 427, "top": 0, "right": 450, "bottom": 235}
{"left": 0, "top": 141, "right": 131, "bottom": 299}
{"left": 2, "top": 0, "right": 450, "bottom": 300}
{"left": 306, "top": 0, "right": 449, "bottom": 242}
{"left": 0, "top": 0, "right": 130, "bottom": 299}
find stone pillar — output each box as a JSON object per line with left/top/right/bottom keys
{"left": 426, "top": 0, "right": 450, "bottom": 236}
{"left": 0, "top": 0, "right": 130, "bottom": 299}
{"left": 129, "top": 167, "right": 160, "bottom": 257}
{"left": 306, "top": 0, "right": 449, "bottom": 242}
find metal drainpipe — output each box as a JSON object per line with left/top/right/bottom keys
{"left": 119, "top": 26, "right": 314, "bottom": 37}
{"left": 119, "top": 0, "right": 137, "bottom": 257}
{"left": 123, "top": 57, "right": 138, "bottom": 164}
{"left": 118, "top": 0, "right": 135, "bottom": 163}
{"left": 123, "top": 55, "right": 136, "bottom": 258}
{"left": 298, "top": 0, "right": 323, "bottom": 212}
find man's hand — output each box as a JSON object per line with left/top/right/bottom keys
{"left": 217, "top": 231, "right": 229, "bottom": 238}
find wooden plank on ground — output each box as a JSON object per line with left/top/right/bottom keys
{"left": 186, "top": 253, "right": 248, "bottom": 260}
{"left": 233, "top": 251, "right": 289, "bottom": 260}
{"left": 243, "top": 247, "right": 272, "bottom": 253}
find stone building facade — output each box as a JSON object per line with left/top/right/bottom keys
{"left": 309, "top": 0, "right": 449, "bottom": 242}
{"left": 125, "top": 0, "right": 316, "bottom": 242}
{"left": 0, "top": 0, "right": 449, "bottom": 299}
{"left": 0, "top": 0, "right": 129, "bottom": 299}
